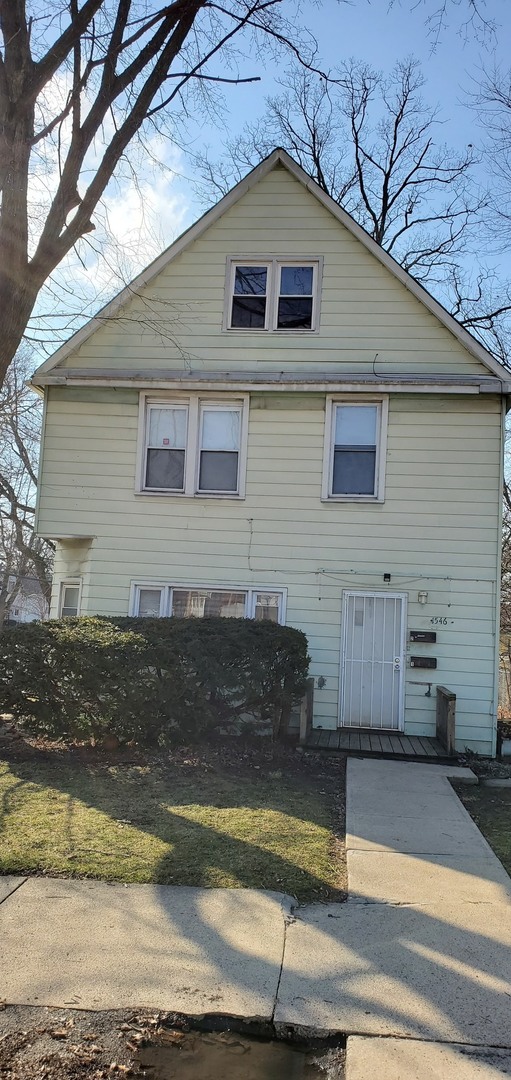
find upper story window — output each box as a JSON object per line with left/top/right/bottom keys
{"left": 322, "top": 397, "right": 388, "bottom": 502}
{"left": 226, "top": 258, "right": 321, "bottom": 331}
{"left": 139, "top": 393, "right": 249, "bottom": 498}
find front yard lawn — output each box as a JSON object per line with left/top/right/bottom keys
{"left": 0, "top": 741, "right": 346, "bottom": 903}
{"left": 454, "top": 783, "right": 511, "bottom": 877}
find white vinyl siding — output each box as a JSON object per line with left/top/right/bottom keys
{"left": 40, "top": 388, "right": 502, "bottom": 755}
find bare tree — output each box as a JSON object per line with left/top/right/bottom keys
{"left": 472, "top": 65, "right": 511, "bottom": 237}
{"left": 0, "top": 0, "right": 326, "bottom": 389}
{"left": 391, "top": 0, "right": 497, "bottom": 47}
{"left": 0, "top": 351, "right": 54, "bottom": 628}
{"left": 195, "top": 60, "right": 483, "bottom": 287}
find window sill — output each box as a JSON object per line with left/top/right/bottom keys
{"left": 135, "top": 490, "right": 245, "bottom": 500}
{"left": 321, "top": 495, "right": 385, "bottom": 504}
{"left": 222, "top": 326, "right": 319, "bottom": 335}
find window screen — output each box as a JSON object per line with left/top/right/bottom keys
{"left": 61, "top": 584, "right": 80, "bottom": 617}
{"left": 172, "top": 589, "right": 247, "bottom": 618}
{"left": 277, "top": 265, "right": 314, "bottom": 329}
{"left": 332, "top": 405, "right": 378, "bottom": 495}
{"left": 137, "top": 588, "right": 163, "bottom": 617}
{"left": 231, "top": 265, "right": 267, "bottom": 328}
{"left": 253, "top": 592, "right": 281, "bottom": 622}
{"left": 198, "top": 407, "right": 240, "bottom": 492}
{"left": 145, "top": 406, "right": 187, "bottom": 490}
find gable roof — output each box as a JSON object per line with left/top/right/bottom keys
{"left": 34, "top": 148, "right": 509, "bottom": 382}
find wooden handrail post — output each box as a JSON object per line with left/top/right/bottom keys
{"left": 436, "top": 685, "right": 456, "bottom": 756}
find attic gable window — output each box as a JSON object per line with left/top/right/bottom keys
{"left": 139, "top": 393, "right": 249, "bottom": 498}
{"left": 227, "top": 258, "right": 320, "bottom": 331}
{"left": 322, "top": 397, "right": 388, "bottom": 502}
{"left": 231, "top": 265, "right": 268, "bottom": 328}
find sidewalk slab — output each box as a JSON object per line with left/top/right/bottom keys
{"left": 347, "top": 759, "right": 495, "bottom": 857}
{"left": 346, "top": 1037, "right": 511, "bottom": 1079}
{"left": 347, "top": 851, "right": 511, "bottom": 905}
{"left": 275, "top": 900, "right": 511, "bottom": 1044}
{"left": 0, "top": 879, "right": 288, "bottom": 1017}
{"left": 347, "top": 813, "right": 490, "bottom": 854}
{"left": 0, "top": 877, "right": 26, "bottom": 904}
{"left": 348, "top": 790, "right": 476, "bottom": 822}
{"left": 347, "top": 760, "right": 477, "bottom": 790}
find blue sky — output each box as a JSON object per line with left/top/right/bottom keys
{"left": 175, "top": 0, "right": 511, "bottom": 217}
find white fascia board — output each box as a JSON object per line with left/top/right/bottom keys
{"left": 36, "top": 534, "right": 96, "bottom": 541}
{"left": 32, "top": 146, "right": 509, "bottom": 383}
{"left": 31, "top": 371, "right": 504, "bottom": 394}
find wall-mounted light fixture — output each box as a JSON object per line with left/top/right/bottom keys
{"left": 383, "top": 572, "right": 391, "bottom": 583}
{"left": 418, "top": 590, "right": 428, "bottom": 605}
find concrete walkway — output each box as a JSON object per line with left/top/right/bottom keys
{"left": 276, "top": 759, "right": 511, "bottom": 1077}
{"left": 1, "top": 757, "right": 511, "bottom": 1077}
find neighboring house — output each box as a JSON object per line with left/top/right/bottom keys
{"left": 5, "top": 575, "right": 49, "bottom": 623}
{"left": 32, "top": 149, "right": 510, "bottom": 756}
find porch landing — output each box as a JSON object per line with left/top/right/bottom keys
{"left": 306, "top": 728, "right": 449, "bottom": 760}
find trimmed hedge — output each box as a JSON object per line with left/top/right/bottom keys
{"left": 0, "top": 616, "right": 309, "bottom": 745}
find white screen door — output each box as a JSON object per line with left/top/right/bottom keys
{"left": 340, "top": 591, "right": 406, "bottom": 730}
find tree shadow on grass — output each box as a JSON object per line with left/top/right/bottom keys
{"left": 0, "top": 753, "right": 346, "bottom": 902}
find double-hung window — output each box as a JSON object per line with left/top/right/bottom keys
{"left": 198, "top": 406, "right": 241, "bottom": 493}
{"left": 131, "top": 584, "right": 286, "bottom": 623}
{"left": 227, "top": 258, "right": 320, "bottom": 331}
{"left": 323, "top": 397, "right": 388, "bottom": 501}
{"left": 145, "top": 405, "right": 187, "bottom": 491}
{"left": 140, "top": 394, "right": 248, "bottom": 497}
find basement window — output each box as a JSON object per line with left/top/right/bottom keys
{"left": 131, "top": 585, "right": 286, "bottom": 623}
{"left": 59, "top": 581, "right": 81, "bottom": 617}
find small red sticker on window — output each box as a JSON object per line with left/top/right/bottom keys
{"left": 162, "top": 438, "right": 169, "bottom": 445}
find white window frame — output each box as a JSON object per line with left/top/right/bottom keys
{"left": 136, "top": 392, "right": 249, "bottom": 498}
{"left": 224, "top": 257, "right": 322, "bottom": 333}
{"left": 322, "top": 396, "right": 389, "bottom": 502}
{"left": 58, "top": 579, "right": 82, "bottom": 617}
{"left": 129, "top": 582, "right": 287, "bottom": 624}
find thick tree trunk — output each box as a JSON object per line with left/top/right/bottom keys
{"left": 0, "top": 4, "right": 38, "bottom": 386}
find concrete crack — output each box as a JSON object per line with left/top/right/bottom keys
{"left": 0, "top": 878, "right": 27, "bottom": 906}
{"left": 271, "top": 902, "right": 294, "bottom": 1022}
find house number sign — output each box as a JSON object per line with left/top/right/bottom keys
{"left": 430, "top": 616, "right": 454, "bottom": 625}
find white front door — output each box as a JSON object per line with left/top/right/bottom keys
{"left": 340, "top": 591, "right": 406, "bottom": 730}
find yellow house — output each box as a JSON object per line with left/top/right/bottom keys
{"left": 32, "top": 149, "right": 511, "bottom": 756}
